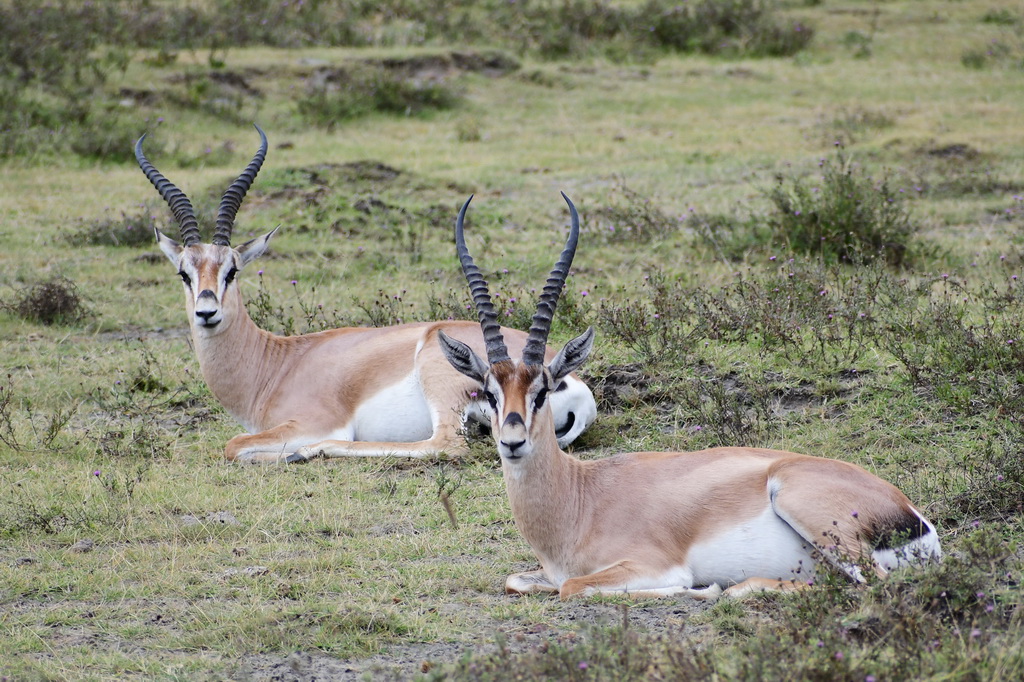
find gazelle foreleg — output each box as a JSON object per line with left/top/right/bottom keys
{"left": 505, "top": 569, "right": 559, "bottom": 595}
{"left": 289, "top": 416, "right": 468, "bottom": 461}
{"left": 288, "top": 434, "right": 468, "bottom": 460}
{"left": 722, "top": 577, "right": 810, "bottom": 599}
{"left": 559, "top": 560, "right": 722, "bottom": 601}
{"left": 225, "top": 420, "right": 316, "bottom": 463}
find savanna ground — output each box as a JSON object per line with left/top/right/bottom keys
{"left": 1, "top": 0, "right": 1023, "bottom": 679}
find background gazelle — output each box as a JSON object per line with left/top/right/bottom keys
{"left": 135, "top": 125, "right": 597, "bottom": 462}
{"left": 439, "top": 193, "right": 942, "bottom": 600}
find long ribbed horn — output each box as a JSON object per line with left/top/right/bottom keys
{"left": 522, "top": 192, "right": 580, "bottom": 365}
{"left": 455, "top": 196, "right": 510, "bottom": 364}
{"left": 135, "top": 133, "right": 201, "bottom": 246}
{"left": 212, "top": 123, "right": 269, "bottom": 246}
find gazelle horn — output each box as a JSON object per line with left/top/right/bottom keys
{"left": 135, "top": 133, "right": 201, "bottom": 246}
{"left": 454, "top": 196, "right": 511, "bottom": 364}
{"left": 522, "top": 192, "right": 580, "bottom": 365}
{"left": 212, "top": 123, "right": 269, "bottom": 246}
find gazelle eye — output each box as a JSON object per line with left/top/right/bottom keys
{"left": 179, "top": 271, "right": 192, "bottom": 287}
{"left": 534, "top": 387, "right": 548, "bottom": 411}
{"left": 225, "top": 267, "right": 238, "bottom": 285}
{"left": 483, "top": 390, "right": 498, "bottom": 410}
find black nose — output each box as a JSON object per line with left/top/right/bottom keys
{"left": 196, "top": 310, "right": 217, "bottom": 323}
{"left": 502, "top": 439, "right": 525, "bottom": 454}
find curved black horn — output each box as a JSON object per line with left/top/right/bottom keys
{"left": 135, "top": 133, "right": 201, "bottom": 246}
{"left": 455, "top": 196, "right": 510, "bottom": 365}
{"left": 212, "top": 123, "right": 269, "bottom": 246}
{"left": 522, "top": 192, "right": 580, "bottom": 365}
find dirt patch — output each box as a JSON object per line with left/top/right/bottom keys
{"left": 167, "top": 69, "right": 265, "bottom": 98}
{"left": 208, "top": 70, "right": 264, "bottom": 98}
{"left": 924, "top": 143, "right": 980, "bottom": 160}
{"left": 589, "top": 363, "right": 650, "bottom": 409}
{"left": 725, "top": 67, "right": 770, "bottom": 80}
{"left": 773, "top": 385, "right": 823, "bottom": 416}
{"left": 118, "top": 87, "right": 161, "bottom": 106}
{"left": 366, "top": 50, "right": 520, "bottom": 82}
{"left": 304, "top": 49, "right": 518, "bottom": 95}
{"left": 254, "top": 161, "right": 405, "bottom": 209}
{"left": 905, "top": 143, "right": 1024, "bottom": 196}
{"left": 90, "top": 325, "right": 191, "bottom": 343}
{"left": 232, "top": 599, "right": 713, "bottom": 681}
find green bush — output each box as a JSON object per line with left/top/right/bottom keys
{"left": 65, "top": 207, "right": 165, "bottom": 248}
{"left": 765, "top": 147, "right": 917, "bottom": 265}
{"left": 297, "top": 66, "right": 461, "bottom": 127}
{"left": 584, "top": 180, "right": 681, "bottom": 244}
{"left": 0, "top": 0, "right": 134, "bottom": 160}
{"left": 598, "top": 260, "right": 888, "bottom": 370}
{"left": 878, "top": 273, "right": 1024, "bottom": 417}
{"left": 5, "top": 277, "right": 90, "bottom": 326}
{"left": 646, "top": 0, "right": 814, "bottom": 57}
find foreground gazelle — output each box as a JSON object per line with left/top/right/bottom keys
{"left": 135, "top": 126, "right": 596, "bottom": 462}
{"left": 438, "top": 193, "right": 941, "bottom": 599}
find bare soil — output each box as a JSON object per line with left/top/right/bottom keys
{"left": 233, "top": 598, "right": 714, "bottom": 680}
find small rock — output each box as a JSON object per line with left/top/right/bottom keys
{"left": 206, "top": 511, "right": 239, "bottom": 525}
{"left": 70, "top": 538, "right": 95, "bottom": 553}
{"left": 15, "top": 556, "right": 36, "bottom": 566}
{"left": 182, "top": 511, "right": 239, "bottom": 527}
{"left": 222, "top": 565, "right": 269, "bottom": 579}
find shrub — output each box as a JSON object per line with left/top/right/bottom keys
{"left": 0, "top": 0, "right": 133, "bottom": 160}
{"left": 0, "top": 375, "right": 76, "bottom": 454}
{"left": 598, "top": 260, "right": 888, "bottom": 370}
{"left": 5, "top": 277, "right": 89, "bottom": 326}
{"left": 297, "top": 66, "right": 461, "bottom": 127}
{"left": 65, "top": 207, "right": 165, "bottom": 247}
{"left": 940, "top": 425, "right": 1024, "bottom": 522}
{"left": 688, "top": 209, "right": 772, "bottom": 262}
{"left": 878, "top": 273, "right": 1024, "bottom": 416}
{"left": 765, "top": 146, "right": 917, "bottom": 265}
{"left": 584, "top": 180, "right": 680, "bottom": 244}
{"left": 646, "top": 0, "right": 814, "bottom": 57}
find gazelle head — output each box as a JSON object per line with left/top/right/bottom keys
{"left": 439, "top": 194, "right": 595, "bottom": 462}
{"left": 136, "top": 124, "right": 278, "bottom": 336}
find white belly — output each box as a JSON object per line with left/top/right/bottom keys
{"left": 687, "top": 507, "right": 818, "bottom": 587}
{"left": 350, "top": 373, "right": 433, "bottom": 442}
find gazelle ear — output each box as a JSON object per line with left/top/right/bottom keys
{"left": 155, "top": 228, "right": 183, "bottom": 267}
{"left": 438, "top": 331, "right": 489, "bottom": 384}
{"left": 235, "top": 226, "right": 280, "bottom": 267}
{"left": 549, "top": 327, "right": 595, "bottom": 380}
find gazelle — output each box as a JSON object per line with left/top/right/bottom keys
{"left": 438, "top": 193, "right": 941, "bottom": 600}
{"left": 135, "top": 125, "right": 597, "bottom": 462}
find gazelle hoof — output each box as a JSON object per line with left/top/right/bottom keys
{"left": 288, "top": 446, "right": 323, "bottom": 463}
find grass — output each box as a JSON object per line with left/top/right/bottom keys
{"left": 2, "top": 0, "right": 1024, "bottom": 679}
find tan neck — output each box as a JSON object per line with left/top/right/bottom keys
{"left": 503, "top": 417, "right": 586, "bottom": 564}
{"left": 188, "top": 292, "right": 283, "bottom": 430}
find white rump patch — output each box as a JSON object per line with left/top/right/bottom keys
{"left": 350, "top": 372, "right": 433, "bottom": 442}
{"left": 873, "top": 508, "right": 942, "bottom": 572}
{"left": 687, "top": 506, "right": 817, "bottom": 588}
{"left": 549, "top": 375, "right": 598, "bottom": 447}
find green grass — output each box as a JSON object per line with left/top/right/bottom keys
{"left": 2, "top": 0, "right": 1024, "bottom": 679}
